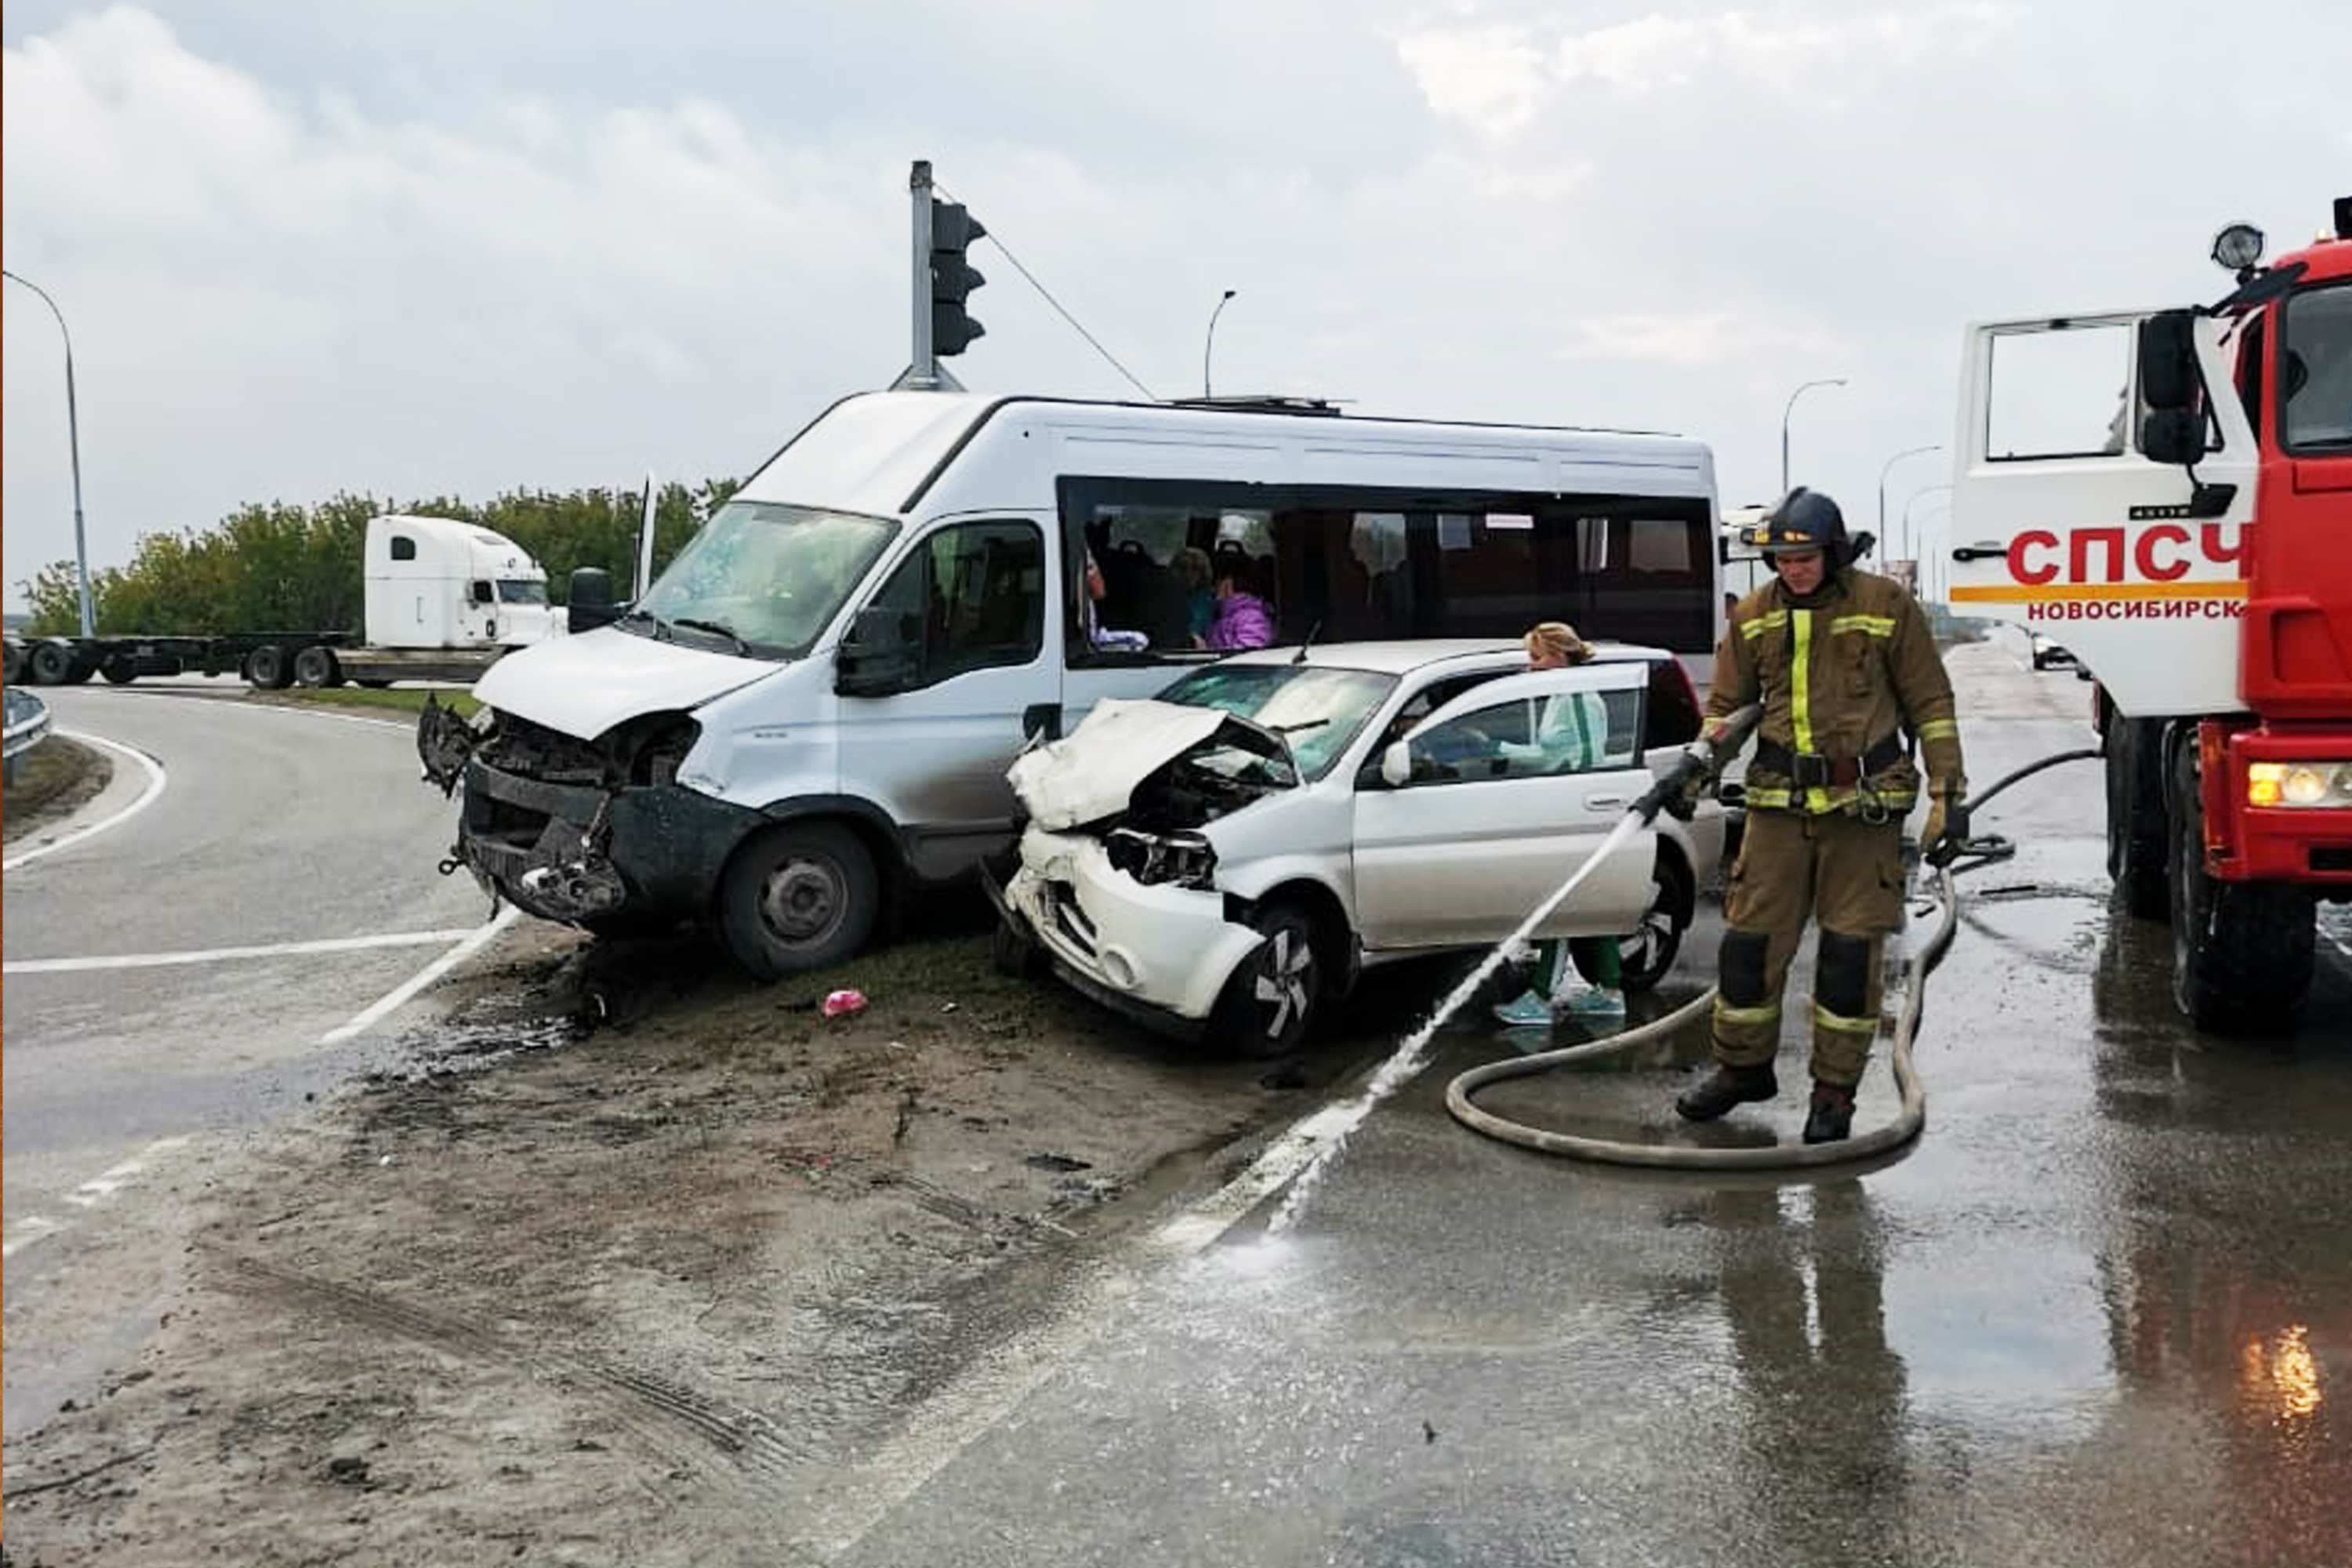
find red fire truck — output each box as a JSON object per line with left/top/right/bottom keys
{"left": 1948, "top": 198, "right": 2352, "bottom": 1030}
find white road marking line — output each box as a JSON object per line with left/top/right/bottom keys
{"left": 5, "top": 928, "right": 483, "bottom": 975}
{"left": 320, "top": 906, "right": 521, "bottom": 1044}
{"left": 3, "top": 1216, "right": 67, "bottom": 1258}
{"left": 81, "top": 687, "right": 425, "bottom": 734}
{"left": 800, "top": 1094, "right": 1381, "bottom": 1556}
{"left": 4, "top": 1136, "right": 193, "bottom": 1258}
{"left": 1, "top": 730, "right": 167, "bottom": 872}
{"left": 63, "top": 1137, "right": 191, "bottom": 1207}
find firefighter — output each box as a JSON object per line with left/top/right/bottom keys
{"left": 1674, "top": 487, "right": 1968, "bottom": 1143}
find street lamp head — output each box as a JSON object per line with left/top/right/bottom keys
{"left": 1221, "top": 289, "right": 1237, "bottom": 301}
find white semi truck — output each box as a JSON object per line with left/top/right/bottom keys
{"left": 3, "top": 514, "right": 563, "bottom": 689}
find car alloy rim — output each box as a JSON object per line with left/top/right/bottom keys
{"left": 1253, "top": 928, "right": 1314, "bottom": 1038}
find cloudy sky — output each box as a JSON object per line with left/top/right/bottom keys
{"left": 5, "top": 1, "right": 2346, "bottom": 612}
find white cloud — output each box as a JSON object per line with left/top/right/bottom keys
{"left": 1555, "top": 310, "right": 1846, "bottom": 368}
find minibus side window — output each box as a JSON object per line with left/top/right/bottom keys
{"left": 866, "top": 519, "right": 1044, "bottom": 688}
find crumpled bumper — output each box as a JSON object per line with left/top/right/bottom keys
{"left": 999, "top": 828, "right": 1263, "bottom": 1027}
{"left": 452, "top": 759, "right": 762, "bottom": 924}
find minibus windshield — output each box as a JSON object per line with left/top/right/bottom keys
{"left": 632, "top": 502, "right": 898, "bottom": 659}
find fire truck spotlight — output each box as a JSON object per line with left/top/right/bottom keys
{"left": 2210, "top": 222, "right": 2266, "bottom": 273}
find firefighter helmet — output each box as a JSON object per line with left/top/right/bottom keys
{"left": 1751, "top": 487, "right": 1850, "bottom": 566}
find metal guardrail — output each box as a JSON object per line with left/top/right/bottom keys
{"left": 4, "top": 684, "right": 56, "bottom": 782}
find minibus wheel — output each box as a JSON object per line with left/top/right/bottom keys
{"left": 718, "top": 821, "right": 880, "bottom": 980}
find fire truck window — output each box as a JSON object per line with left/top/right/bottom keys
{"left": 1986, "top": 322, "right": 2134, "bottom": 462}
{"left": 2281, "top": 282, "right": 2352, "bottom": 452}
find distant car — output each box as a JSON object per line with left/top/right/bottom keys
{"left": 2030, "top": 632, "right": 2078, "bottom": 670}
{"left": 989, "top": 640, "right": 1726, "bottom": 1056}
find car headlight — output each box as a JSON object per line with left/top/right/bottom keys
{"left": 1104, "top": 827, "right": 1218, "bottom": 888}
{"left": 2247, "top": 760, "right": 2352, "bottom": 808}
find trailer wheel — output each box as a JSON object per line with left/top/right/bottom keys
{"left": 2168, "top": 741, "right": 2314, "bottom": 1032}
{"left": 717, "top": 820, "right": 880, "bottom": 980}
{"left": 292, "top": 646, "right": 343, "bottom": 688}
{"left": 2104, "top": 716, "right": 2168, "bottom": 920}
{"left": 100, "top": 652, "right": 140, "bottom": 684}
{"left": 245, "top": 644, "right": 296, "bottom": 689}
{"left": 27, "top": 641, "right": 74, "bottom": 685}
{"left": 2, "top": 641, "right": 21, "bottom": 685}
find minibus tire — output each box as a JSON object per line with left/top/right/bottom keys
{"left": 718, "top": 821, "right": 879, "bottom": 980}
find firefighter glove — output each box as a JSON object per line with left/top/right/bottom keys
{"left": 1923, "top": 791, "right": 1970, "bottom": 869}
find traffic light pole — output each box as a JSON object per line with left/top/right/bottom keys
{"left": 891, "top": 159, "right": 962, "bottom": 392}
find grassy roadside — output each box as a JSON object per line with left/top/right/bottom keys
{"left": 2, "top": 737, "right": 112, "bottom": 843}
{"left": 246, "top": 686, "right": 481, "bottom": 720}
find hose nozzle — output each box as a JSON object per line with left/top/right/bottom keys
{"left": 1632, "top": 703, "right": 1761, "bottom": 823}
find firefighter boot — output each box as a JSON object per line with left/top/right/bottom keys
{"left": 1674, "top": 1062, "right": 1779, "bottom": 1122}
{"left": 1802, "top": 1081, "right": 1857, "bottom": 1145}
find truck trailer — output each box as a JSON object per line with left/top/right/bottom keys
{"left": 1948, "top": 198, "right": 2352, "bottom": 1029}
{"left": 2, "top": 515, "right": 563, "bottom": 690}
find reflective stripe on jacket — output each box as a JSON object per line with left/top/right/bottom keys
{"left": 1707, "top": 568, "right": 1964, "bottom": 815}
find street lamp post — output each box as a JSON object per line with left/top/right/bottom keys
{"left": 1876, "top": 445, "right": 1944, "bottom": 561}
{"left": 1901, "top": 482, "right": 1954, "bottom": 580}
{"left": 1202, "top": 289, "right": 1236, "bottom": 399}
{"left": 3, "top": 268, "right": 96, "bottom": 637}
{"left": 1780, "top": 376, "right": 1848, "bottom": 496}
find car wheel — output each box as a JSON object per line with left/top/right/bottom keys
{"left": 1210, "top": 902, "right": 1322, "bottom": 1059}
{"left": 990, "top": 914, "right": 1044, "bottom": 979}
{"left": 717, "top": 821, "right": 880, "bottom": 981}
{"left": 1579, "top": 848, "right": 1690, "bottom": 993}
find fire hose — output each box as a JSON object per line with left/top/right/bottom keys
{"left": 1444, "top": 717, "right": 2101, "bottom": 1171}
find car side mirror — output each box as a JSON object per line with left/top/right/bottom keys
{"left": 1381, "top": 739, "right": 1412, "bottom": 788}
{"left": 567, "top": 567, "right": 618, "bottom": 632}
{"left": 836, "top": 605, "right": 920, "bottom": 697}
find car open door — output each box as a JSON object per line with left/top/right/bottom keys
{"left": 1352, "top": 663, "right": 1653, "bottom": 951}
{"left": 1946, "top": 311, "right": 2257, "bottom": 716}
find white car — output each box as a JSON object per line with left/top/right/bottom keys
{"left": 989, "top": 640, "right": 1726, "bottom": 1055}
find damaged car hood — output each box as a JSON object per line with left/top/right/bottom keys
{"left": 1009, "top": 698, "right": 1293, "bottom": 830}
{"left": 472, "top": 625, "right": 773, "bottom": 739}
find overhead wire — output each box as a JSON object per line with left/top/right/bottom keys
{"left": 935, "top": 180, "right": 1160, "bottom": 402}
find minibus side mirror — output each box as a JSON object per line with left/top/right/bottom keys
{"left": 836, "top": 606, "right": 920, "bottom": 697}
{"left": 567, "top": 568, "right": 619, "bottom": 633}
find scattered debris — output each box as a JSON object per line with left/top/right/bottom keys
{"left": 821, "top": 989, "right": 869, "bottom": 1018}
{"left": 1023, "top": 1152, "right": 1092, "bottom": 1174}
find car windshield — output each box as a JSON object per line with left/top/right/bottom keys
{"left": 1154, "top": 662, "right": 1398, "bottom": 780}
{"left": 631, "top": 501, "right": 898, "bottom": 659}
{"left": 495, "top": 579, "right": 548, "bottom": 605}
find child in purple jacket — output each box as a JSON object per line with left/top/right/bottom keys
{"left": 1198, "top": 566, "right": 1276, "bottom": 650}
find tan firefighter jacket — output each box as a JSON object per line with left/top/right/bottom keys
{"left": 1705, "top": 568, "right": 1965, "bottom": 816}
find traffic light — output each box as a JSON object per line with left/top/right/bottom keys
{"left": 930, "top": 198, "right": 985, "bottom": 357}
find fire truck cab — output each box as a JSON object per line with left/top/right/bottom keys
{"left": 1949, "top": 198, "right": 2352, "bottom": 1030}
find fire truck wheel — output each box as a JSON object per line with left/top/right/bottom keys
{"left": 2104, "top": 716, "right": 2167, "bottom": 920}
{"left": 2167, "top": 741, "right": 2314, "bottom": 1032}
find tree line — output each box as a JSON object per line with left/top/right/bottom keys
{"left": 14, "top": 478, "right": 739, "bottom": 637}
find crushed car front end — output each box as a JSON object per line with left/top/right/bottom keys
{"left": 997, "top": 697, "right": 1312, "bottom": 1034}
{"left": 421, "top": 699, "right": 760, "bottom": 925}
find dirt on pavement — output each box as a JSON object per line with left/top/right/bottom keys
{"left": 2, "top": 739, "right": 112, "bottom": 848}
{"left": 0, "top": 914, "right": 1372, "bottom": 1566}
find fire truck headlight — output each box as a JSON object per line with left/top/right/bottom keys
{"left": 2211, "top": 222, "right": 2266, "bottom": 272}
{"left": 2249, "top": 761, "right": 2352, "bottom": 808}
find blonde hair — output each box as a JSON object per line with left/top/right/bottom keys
{"left": 1524, "top": 621, "right": 1593, "bottom": 665}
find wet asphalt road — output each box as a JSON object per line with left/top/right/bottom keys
{"left": 816, "top": 638, "right": 2352, "bottom": 1568}
{"left": 2, "top": 682, "right": 492, "bottom": 1439}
